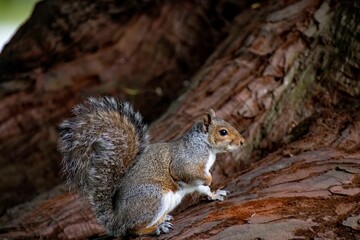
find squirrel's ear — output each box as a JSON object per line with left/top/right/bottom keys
{"left": 202, "top": 108, "right": 216, "bottom": 133}
{"left": 208, "top": 108, "right": 216, "bottom": 118}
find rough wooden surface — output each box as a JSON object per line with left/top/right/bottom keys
{"left": 1, "top": 0, "right": 360, "bottom": 239}
{"left": 1, "top": 110, "right": 359, "bottom": 239}
{"left": 0, "top": 0, "right": 244, "bottom": 214}
{"left": 149, "top": 0, "right": 355, "bottom": 185}
{"left": 158, "top": 110, "right": 360, "bottom": 240}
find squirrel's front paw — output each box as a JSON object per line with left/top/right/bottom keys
{"left": 208, "top": 189, "right": 230, "bottom": 201}
{"left": 164, "top": 214, "right": 173, "bottom": 222}
{"left": 155, "top": 221, "right": 173, "bottom": 235}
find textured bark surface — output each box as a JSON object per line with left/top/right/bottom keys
{"left": 1, "top": 0, "right": 360, "bottom": 239}
{"left": 149, "top": 0, "right": 360, "bottom": 186}
{"left": 1, "top": 110, "right": 359, "bottom": 239}
{"left": 0, "top": 0, "right": 245, "bottom": 214}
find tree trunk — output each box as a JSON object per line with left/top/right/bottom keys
{"left": 1, "top": 0, "right": 359, "bottom": 239}
{"left": 0, "top": 0, "right": 245, "bottom": 214}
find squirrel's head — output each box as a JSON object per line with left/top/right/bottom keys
{"left": 202, "top": 109, "right": 245, "bottom": 153}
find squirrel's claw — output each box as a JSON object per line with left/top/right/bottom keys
{"left": 208, "top": 189, "right": 230, "bottom": 201}
{"left": 165, "top": 214, "right": 173, "bottom": 222}
{"left": 216, "top": 189, "right": 230, "bottom": 196}
{"left": 157, "top": 221, "right": 173, "bottom": 235}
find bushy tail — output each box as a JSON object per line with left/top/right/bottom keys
{"left": 58, "top": 97, "right": 148, "bottom": 234}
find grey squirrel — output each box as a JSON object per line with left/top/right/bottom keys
{"left": 58, "top": 97, "right": 244, "bottom": 236}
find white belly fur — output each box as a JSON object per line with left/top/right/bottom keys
{"left": 146, "top": 185, "right": 199, "bottom": 228}
{"left": 205, "top": 151, "right": 216, "bottom": 173}
{"left": 147, "top": 152, "right": 216, "bottom": 228}
{"left": 165, "top": 185, "right": 198, "bottom": 213}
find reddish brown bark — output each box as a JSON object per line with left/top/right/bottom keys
{"left": 1, "top": 0, "right": 360, "bottom": 239}
{"left": 0, "top": 0, "right": 243, "bottom": 214}
{"left": 1, "top": 110, "right": 359, "bottom": 239}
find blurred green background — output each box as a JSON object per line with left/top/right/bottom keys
{"left": 0, "top": 0, "right": 38, "bottom": 51}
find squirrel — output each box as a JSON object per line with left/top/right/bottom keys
{"left": 58, "top": 97, "right": 245, "bottom": 236}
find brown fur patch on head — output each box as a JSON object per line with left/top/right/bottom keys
{"left": 206, "top": 114, "right": 245, "bottom": 152}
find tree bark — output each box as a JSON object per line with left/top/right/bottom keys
{"left": 1, "top": 0, "right": 360, "bottom": 239}
{"left": 0, "top": 0, "right": 245, "bottom": 214}
{"left": 1, "top": 110, "right": 359, "bottom": 239}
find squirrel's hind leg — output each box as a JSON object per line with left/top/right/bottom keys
{"left": 129, "top": 226, "right": 158, "bottom": 236}
{"left": 129, "top": 213, "right": 173, "bottom": 236}
{"left": 119, "top": 184, "right": 174, "bottom": 236}
{"left": 156, "top": 214, "right": 173, "bottom": 234}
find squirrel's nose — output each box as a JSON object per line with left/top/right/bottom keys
{"left": 232, "top": 137, "right": 245, "bottom": 147}
{"left": 238, "top": 137, "right": 245, "bottom": 146}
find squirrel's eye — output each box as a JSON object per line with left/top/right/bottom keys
{"left": 219, "top": 129, "right": 228, "bottom": 136}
